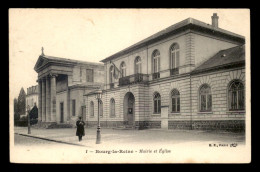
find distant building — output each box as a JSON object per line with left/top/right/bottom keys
{"left": 84, "top": 13, "right": 246, "bottom": 131}
{"left": 26, "top": 85, "right": 38, "bottom": 110}
{"left": 34, "top": 55, "right": 104, "bottom": 127}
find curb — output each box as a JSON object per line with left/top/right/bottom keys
{"left": 15, "top": 133, "right": 86, "bottom": 147}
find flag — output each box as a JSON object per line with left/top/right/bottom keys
{"left": 110, "top": 61, "right": 121, "bottom": 79}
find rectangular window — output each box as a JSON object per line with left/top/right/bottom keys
{"left": 72, "top": 99, "right": 76, "bottom": 116}
{"left": 86, "top": 69, "right": 94, "bottom": 82}
{"left": 80, "top": 68, "right": 82, "bottom": 82}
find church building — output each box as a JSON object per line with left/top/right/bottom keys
{"left": 34, "top": 51, "right": 104, "bottom": 128}
{"left": 84, "top": 13, "right": 246, "bottom": 131}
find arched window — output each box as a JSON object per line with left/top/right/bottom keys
{"left": 171, "top": 89, "right": 180, "bottom": 112}
{"left": 199, "top": 84, "right": 212, "bottom": 112}
{"left": 99, "top": 100, "right": 103, "bottom": 117}
{"left": 110, "top": 98, "right": 115, "bottom": 117}
{"left": 228, "top": 80, "right": 244, "bottom": 111}
{"left": 135, "top": 56, "right": 142, "bottom": 74}
{"left": 170, "top": 43, "right": 180, "bottom": 69}
{"left": 152, "top": 50, "right": 160, "bottom": 73}
{"left": 153, "top": 92, "right": 161, "bottom": 113}
{"left": 90, "top": 101, "right": 94, "bottom": 117}
{"left": 120, "top": 62, "right": 126, "bottom": 77}
{"left": 109, "top": 66, "right": 114, "bottom": 83}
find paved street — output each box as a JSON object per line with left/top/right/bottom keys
{"left": 15, "top": 134, "right": 60, "bottom": 146}
{"left": 11, "top": 127, "right": 248, "bottom": 163}
{"left": 14, "top": 126, "right": 245, "bottom": 147}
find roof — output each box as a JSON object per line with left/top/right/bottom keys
{"left": 100, "top": 17, "right": 245, "bottom": 63}
{"left": 34, "top": 54, "right": 104, "bottom": 72}
{"left": 69, "top": 82, "right": 103, "bottom": 89}
{"left": 191, "top": 45, "right": 245, "bottom": 74}
{"left": 84, "top": 89, "right": 103, "bottom": 96}
{"left": 43, "top": 55, "right": 103, "bottom": 66}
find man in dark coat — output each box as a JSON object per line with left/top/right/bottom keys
{"left": 76, "top": 117, "right": 85, "bottom": 141}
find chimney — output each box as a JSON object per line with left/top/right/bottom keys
{"left": 211, "top": 13, "right": 219, "bottom": 28}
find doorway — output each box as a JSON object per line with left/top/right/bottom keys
{"left": 123, "top": 92, "right": 135, "bottom": 126}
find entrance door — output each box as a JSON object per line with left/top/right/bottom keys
{"left": 127, "top": 93, "right": 134, "bottom": 125}
{"left": 60, "top": 102, "right": 64, "bottom": 123}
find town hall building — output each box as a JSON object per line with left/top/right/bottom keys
{"left": 84, "top": 13, "right": 246, "bottom": 131}
{"left": 34, "top": 13, "right": 246, "bottom": 131}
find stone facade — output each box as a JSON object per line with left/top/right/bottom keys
{"left": 85, "top": 14, "right": 246, "bottom": 132}
{"left": 34, "top": 55, "right": 104, "bottom": 127}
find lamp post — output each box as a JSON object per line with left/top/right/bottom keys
{"left": 27, "top": 105, "right": 31, "bottom": 134}
{"left": 95, "top": 89, "right": 102, "bottom": 144}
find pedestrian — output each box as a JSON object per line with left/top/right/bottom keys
{"left": 76, "top": 116, "right": 85, "bottom": 141}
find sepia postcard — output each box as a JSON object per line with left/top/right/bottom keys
{"left": 9, "top": 8, "right": 251, "bottom": 163}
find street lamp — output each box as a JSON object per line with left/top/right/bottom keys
{"left": 27, "top": 105, "right": 31, "bottom": 134}
{"left": 95, "top": 89, "right": 102, "bottom": 144}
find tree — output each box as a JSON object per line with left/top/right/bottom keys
{"left": 29, "top": 104, "right": 38, "bottom": 125}
{"left": 14, "top": 98, "right": 19, "bottom": 121}
{"left": 17, "top": 87, "right": 26, "bottom": 116}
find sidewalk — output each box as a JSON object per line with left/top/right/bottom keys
{"left": 14, "top": 126, "right": 245, "bottom": 148}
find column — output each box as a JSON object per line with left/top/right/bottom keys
{"left": 50, "top": 74, "right": 57, "bottom": 122}
{"left": 46, "top": 76, "right": 51, "bottom": 122}
{"left": 37, "top": 79, "right": 42, "bottom": 122}
{"left": 41, "top": 78, "right": 46, "bottom": 122}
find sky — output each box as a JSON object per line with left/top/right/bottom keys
{"left": 9, "top": 9, "right": 250, "bottom": 99}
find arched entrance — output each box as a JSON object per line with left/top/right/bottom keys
{"left": 123, "top": 92, "right": 135, "bottom": 126}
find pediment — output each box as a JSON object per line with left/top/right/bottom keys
{"left": 34, "top": 56, "right": 49, "bottom": 72}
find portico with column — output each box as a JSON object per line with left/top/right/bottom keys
{"left": 34, "top": 52, "right": 105, "bottom": 127}
{"left": 37, "top": 73, "right": 58, "bottom": 124}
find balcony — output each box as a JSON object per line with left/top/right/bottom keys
{"left": 170, "top": 68, "right": 179, "bottom": 76}
{"left": 119, "top": 73, "right": 149, "bottom": 86}
{"left": 152, "top": 72, "right": 160, "bottom": 80}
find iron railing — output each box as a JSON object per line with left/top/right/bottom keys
{"left": 152, "top": 72, "right": 160, "bottom": 80}
{"left": 119, "top": 73, "right": 149, "bottom": 86}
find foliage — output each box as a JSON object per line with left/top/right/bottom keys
{"left": 13, "top": 98, "right": 20, "bottom": 121}
{"left": 17, "top": 87, "right": 26, "bottom": 116}
{"left": 29, "top": 105, "right": 38, "bottom": 125}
